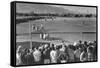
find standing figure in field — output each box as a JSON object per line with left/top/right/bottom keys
{"left": 40, "top": 33, "right": 49, "bottom": 40}
{"left": 32, "top": 24, "right": 38, "bottom": 31}
{"left": 32, "top": 24, "right": 44, "bottom": 32}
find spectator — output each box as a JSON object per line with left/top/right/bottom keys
{"left": 43, "top": 44, "right": 51, "bottom": 64}
{"left": 74, "top": 47, "right": 82, "bottom": 62}
{"left": 50, "top": 45, "right": 58, "bottom": 63}
{"left": 87, "top": 46, "right": 94, "bottom": 61}
{"left": 67, "top": 45, "right": 75, "bottom": 62}
{"left": 80, "top": 48, "right": 88, "bottom": 62}
{"left": 16, "top": 40, "right": 97, "bottom": 65}
{"left": 58, "top": 45, "right": 68, "bottom": 63}
{"left": 16, "top": 46, "right": 23, "bottom": 65}
{"left": 33, "top": 47, "right": 41, "bottom": 64}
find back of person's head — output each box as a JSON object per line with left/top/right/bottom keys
{"left": 93, "top": 40, "right": 96, "bottom": 44}
{"left": 87, "top": 46, "right": 94, "bottom": 53}
{"left": 52, "top": 44, "right": 54, "bottom": 47}
{"left": 79, "top": 40, "right": 82, "bottom": 44}
{"left": 68, "top": 44, "right": 74, "bottom": 50}
{"left": 64, "top": 45, "right": 67, "bottom": 48}
{"left": 60, "top": 45, "right": 63, "bottom": 48}
{"left": 27, "top": 49, "right": 30, "bottom": 53}
{"left": 56, "top": 45, "right": 60, "bottom": 50}
{"left": 32, "top": 46, "right": 35, "bottom": 50}
{"left": 38, "top": 47, "right": 41, "bottom": 51}
{"left": 84, "top": 41, "right": 87, "bottom": 45}
{"left": 24, "top": 48, "right": 28, "bottom": 54}
{"left": 51, "top": 46, "right": 55, "bottom": 50}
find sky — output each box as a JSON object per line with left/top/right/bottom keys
{"left": 50, "top": 5, "right": 96, "bottom": 14}
{"left": 16, "top": 3, "right": 96, "bottom": 14}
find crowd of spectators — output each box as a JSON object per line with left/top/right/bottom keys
{"left": 16, "top": 40, "right": 97, "bottom": 65}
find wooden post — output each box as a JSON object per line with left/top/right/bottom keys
{"left": 29, "top": 21, "right": 32, "bottom": 49}
{"left": 81, "top": 32, "right": 83, "bottom": 41}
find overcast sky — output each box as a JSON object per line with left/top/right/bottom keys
{"left": 50, "top": 5, "right": 96, "bottom": 14}
{"left": 16, "top": 3, "right": 96, "bottom": 14}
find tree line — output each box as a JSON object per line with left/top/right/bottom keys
{"left": 16, "top": 12, "right": 96, "bottom": 18}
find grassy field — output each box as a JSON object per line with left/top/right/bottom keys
{"left": 16, "top": 17, "right": 96, "bottom": 49}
